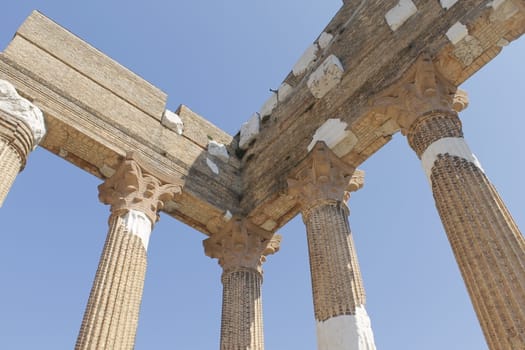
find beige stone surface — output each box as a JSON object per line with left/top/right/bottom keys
{"left": 0, "top": 4, "right": 524, "bottom": 349}
{"left": 0, "top": 11, "right": 241, "bottom": 235}
{"left": 240, "top": 0, "right": 525, "bottom": 226}
{"left": 381, "top": 58, "right": 525, "bottom": 349}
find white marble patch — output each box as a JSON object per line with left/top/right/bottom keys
{"left": 277, "top": 83, "right": 293, "bottom": 103}
{"left": 307, "top": 55, "right": 344, "bottom": 99}
{"left": 318, "top": 32, "right": 334, "bottom": 49}
{"left": 446, "top": 22, "right": 469, "bottom": 44}
{"left": 385, "top": 0, "right": 417, "bottom": 31}
{"left": 207, "top": 140, "right": 230, "bottom": 162}
{"left": 206, "top": 157, "right": 220, "bottom": 175}
{"left": 421, "top": 137, "right": 484, "bottom": 184}
{"left": 223, "top": 210, "right": 233, "bottom": 222}
{"left": 239, "top": 113, "right": 260, "bottom": 150}
{"left": 292, "top": 44, "right": 319, "bottom": 76}
{"left": 440, "top": 0, "right": 458, "bottom": 10}
{"left": 122, "top": 210, "right": 153, "bottom": 250}
{"left": 0, "top": 79, "right": 46, "bottom": 146}
{"left": 162, "top": 110, "right": 184, "bottom": 135}
{"left": 308, "top": 118, "right": 357, "bottom": 157}
{"left": 260, "top": 93, "right": 278, "bottom": 119}
{"left": 316, "top": 306, "right": 376, "bottom": 350}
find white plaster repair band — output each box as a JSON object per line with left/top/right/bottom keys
{"left": 122, "top": 209, "right": 153, "bottom": 250}
{"left": 421, "top": 137, "right": 484, "bottom": 183}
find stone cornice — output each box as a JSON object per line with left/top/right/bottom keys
{"left": 287, "top": 141, "right": 364, "bottom": 216}
{"left": 203, "top": 217, "right": 281, "bottom": 275}
{"left": 98, "top": 157, "right": 182, "bottom": 224}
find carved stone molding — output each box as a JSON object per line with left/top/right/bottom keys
{"left": 370, "top": 53, "right": 461, "bottom": 135}
{"left": 98, "top": 157, "right": 182, "bottom": 224}
{"left": 288, "top": 141, "right": 364, "bottom": 214}
{"left": 203, "top": 217, "right": 281, "bottom": 275}
{"left": 452, "top": 89, "right": 469, "bottom": 113}
{"left": 0, "top": 80, "right": 46, "bottom": 146}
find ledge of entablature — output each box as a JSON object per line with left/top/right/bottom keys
{"left": 0, "top": 1, "right": 524, "bottom": 238}
{"left": 239, "top": 0, "right": 523, "bottom": 232}
{"left": 0, "top": 9, "right": 248, "bottom": 235}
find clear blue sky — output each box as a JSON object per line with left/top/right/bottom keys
{"left": 0, "top": 2, "right": 523, "bottom": 349}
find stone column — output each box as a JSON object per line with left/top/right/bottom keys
{"left": 384, "top": 55, "right": 525, "bottom": 350}
{"left": 0, "top": 80, "right": 46, "bottom": 206}
{"left": 76, "top": 159, "right": 180, "bottom": 350}
{"left": 288, "top": 142, "right": 376, "bottom": 350}
{"left": 204, "top": 218, "right": 281, "bottom": 350}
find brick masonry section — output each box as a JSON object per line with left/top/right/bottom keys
{"left": 220, "top": 268, "right": 264, "bottom": 350}
{"left": 0, "top": 116, "right": 35, "bottom": 207}
{"left": 304, "top": 201, "right": 366, "bottom": 322}
{"left": 408, "top": 112, "right": 525, "bottom": 350}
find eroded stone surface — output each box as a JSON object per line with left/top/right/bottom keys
{"left": 277, "top": 83, "right": 293, "bottom": 103}
{"left": 161, "top": 109, "right": 184, "bottom": 135}
{"left": 385, "top": 0, "right": 417, "bottom": 31}
{"left": 307, "top": 119, "right": 358, "bottom": 157}
{"left": 239, "top": 113, "right": 260, "bottom": 150}
{"left": 0, "top": 79, "right": 46, "bottom": 146}
{"left": 318, "top": 32, "right": 334, "bottom": 49}
{"left": 440, "top": 0, "right": 458, "bottom": 10}
{"left": 446, "top": 22, "right": 469, "bottom": 45}
{"left": 208, "top": 140, "right": 230, "bottom": 162}
{"left": 307, "top": 55, "right": 344, "bottom": 99}
{"left": 206, "top": 157, "right": 220, "bottom": 175}
{"left": 260, "top": 93, "right": 278, "bottom": 119}
{"left": 293, "top": 44, "right": 319, "bottom": 76}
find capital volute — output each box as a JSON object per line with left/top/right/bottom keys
{"left": 452, "top": 89, "right": 469, "bottom": 113}
{"left": 98, "top": 158, "right": 182, "bottom": 224}
{"left": 287, "top": 141, "right": 364, "bottom": 211}
{"left": 370, "top": 53, "right": 461, "bottom": 135}
{"left": 203, "top": 217, "right": 281, "bottom": 275}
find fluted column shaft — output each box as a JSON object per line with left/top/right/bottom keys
{"left": 0, "top": 80, "right": 46, "bottom": 206}
{"left": 407, "top": 111, "right": 525, "bottom": 350}
{"left": 76, "top": 212, "right": 149, "bottom": 350}
{"left": 204, "top": 218, "right": 281, "bottom": 350}
{"left": 76, "top": 159, "right": 180, "bottom": 350}
{"left": 0, "top": 122, "right": 29, "bottom": 205}
{"left": 288, "top": 142, "right": 375, "bottom": 350}
{"left": 374, "top": 54, "right": 525, "bottom": 349}
{"left": 304, "top": 201, "right": 365, "bottom": 320}
{"left": 303, "top": 200, "right": 375, "bottom": 350}
{"left": 220, "top": 267, "right": 264, "bottom": 350}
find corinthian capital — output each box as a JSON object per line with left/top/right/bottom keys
{"left": 98, "top": 158, "right": 182, "bottom": 224}
{"left": 203, "top": 217, "right": 281, "bottom": 275}
{"left": 287, "top": 141, "right": 364, "bottom": 210}
{"left": 371, "top": 53, "right": 461, "bottom": 134}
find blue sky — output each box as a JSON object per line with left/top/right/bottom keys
{"left": 0, "top": 2, "right": 523, "bottom": 349}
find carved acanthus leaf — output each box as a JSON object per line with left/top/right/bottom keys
{"left": 370, "top": 53, "right": 460, "bottom": 134}
{"left": 98, "top": 159, "right": 182, "bottom": 224}
{"left": 203, "top": 217, "right": 281, "bottom": 273}
{"left": 287, "top": 141, "right": 364, "bottom": 207}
